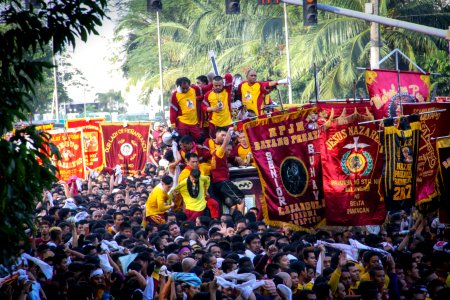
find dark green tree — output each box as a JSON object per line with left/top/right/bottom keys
{"left": 0, "top": 0, "right": 107, "bottom": 264}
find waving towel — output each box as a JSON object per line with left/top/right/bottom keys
{"left": 171, "top": 272, "right": 202, "bottom": 288}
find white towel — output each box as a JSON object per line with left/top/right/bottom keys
{"left": 216, "top": 273, "right": 265, "bottom": 300}
{"left": 21, "top": 253, "right": 53, "bottom": 280}
{"left": 98, "top": 253, "right": 114, "bottom": 273}
{"left": 119, "top": 253, "right": 138, "bottom": 274}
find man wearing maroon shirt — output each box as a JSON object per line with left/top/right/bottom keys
{"left": 211, "top": 127, "right": 245, "bottom": 214}
{"left": 34, "top": 220, "right": 51, "bottom": 248}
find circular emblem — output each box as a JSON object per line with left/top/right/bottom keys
{"left": 341, "top": 151, "right": 373, "bottom": 176}
{"left": 280, "top": 157, "right": 308, "bottom": 197}
{"left": 388, "top": 93, "right": 415, "bottom": 117}
{"left": 120, "top": 143, "right": 133, "bottom": 156}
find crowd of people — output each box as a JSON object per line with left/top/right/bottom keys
{"left": 1, "top": 71, "right": 450, "bottom": 300}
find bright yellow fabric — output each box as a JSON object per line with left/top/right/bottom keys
{"left": 145, "top": 185, "right": 170, "bottom": 216}
{"left": 237, "top": 145, "right": 251, "bottom": 161}
{"left": 207, "top": 90, "right": 232, "bottom": 127}
{"left": 328, "top": 268, "right": 341, "bottom": 294}
{"left": 175, "top": 175, "right": 210, "bottom": 212}
{"left": 241, "top": 82, "right": 261, "bottom": 114}
{"left": 207, "top": 139, "right": 220, "bottom": 155}
{"left": 176, "top": 88, "right": 198, "bottom": 125}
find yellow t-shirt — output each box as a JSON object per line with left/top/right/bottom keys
{"left": 207, "top": 138, "right": 220, "bottom": 155}
{"left": 175, "top": 175, "right": 210, "bottom": 212}
{"left": 145, "top": 184, "right": 171, "bottom": 216}
{"left": 176, "top": 88, "right": 198, "bottom": 125}
{"left": 241, "top": 82, "right": 261, "bottom": 115}
{"left": 237, "top": 144, "right": 251, "bottom": 161}
{"left": 206, "top": 90, "right": 232, "bottom": 127}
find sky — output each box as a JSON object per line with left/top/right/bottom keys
{"left": 66, "top": 9, "right": 147, "bottom": 113}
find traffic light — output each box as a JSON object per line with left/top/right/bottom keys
{"left": 258, "top": 0, "right": 280, "bottom": 4}
{"left": 225, "top": 0, "right": 240, "bottom": 15}
{"left": 147, "top": 0, "right": 162, "bottom": 12}
{"left": 303, "top": 0, "right": 318, "bottom": 26}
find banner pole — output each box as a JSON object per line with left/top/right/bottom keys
{"left": 358, "top": 109, "right": 447, "bottom": 125}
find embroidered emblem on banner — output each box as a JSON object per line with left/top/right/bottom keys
{"left": 341, "top": 137, "right": 373, "bottom": 176}
{"left": 120, "top": 143, "right": 133, "bottom": 156}
{"left": 280, "top": 157, "right": 308, "bottom": 197}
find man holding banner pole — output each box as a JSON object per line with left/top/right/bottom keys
{"left": 236, "top": 69, "right": 289, "bottom": 116}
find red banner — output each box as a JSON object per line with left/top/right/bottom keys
{"left": 402, "top": 103, "right": 450, "bottom": 206}
{"left": 244, "top": 108, "right": 325, "bottom": 230}
{"left": 48, "top": 129, "right": 85, "bottom": 181}
{"left": 67, "top": 118, "right": 105, "bottom": 172}
{"left": 101, "top": 123, "right": 151, "bottom": 175}
{"left": 437, "top": 138, "right": 450, "bottom": 224}
{"left": 365, "top": 69, "right": 431, "bottom": 119}
{"left": 319, "top": 108, "right": 386, "bottom": 225}
{"left": 316, "top": 101, "right": 374, "bottom": 126}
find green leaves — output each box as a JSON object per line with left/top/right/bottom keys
{"left": 0, "top": 0, "right": 107, "bottom": 265}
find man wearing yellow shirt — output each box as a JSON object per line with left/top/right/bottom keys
{"left": 178, "top": 153, "right": 220, "bottom": 219}
{"left": 235, "top": 132, "right": 253, "bottom": 166}
{"left": 202, "top": 75, "right": 233, "bottom": 138}
{"left": 174, "top": 169, "right": 209, "bottom": 221}
{"left": 236, "top": 69, "right": 289, "bottom": 116}
{"left": 169, "top": 77, "right": 202, "bottom": 141}
{"left": 145, "top": 175, "right": 174, "bottom": 225}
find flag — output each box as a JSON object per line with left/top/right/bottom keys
{"left": 382, "top": 117, "right": 421, "bottom": 211}
{"left": 244, "top": 108, "right": 325, "bottom": 230}
{"left": 365, "top": 69, "right": 431, "bottom": 119}
{"left": 67, "top": 118, "right": 105, "bottom": 172}
{"left": 100, "top": 122, "right": 151, "bottom": 175}
{"left": 437, "top": 137, "right": 450, "bottom": 224}
{"left": 402, "top": 103, "right": 450, "bottom": 206}
{"left": 319, "top": 108, "right": 386, "bottom": 225}
{"left": 48, "top": 129, "right": 85, "bottom": 181}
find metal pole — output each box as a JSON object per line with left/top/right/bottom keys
{"left": 283, "top": 3, "right": 293, "bottom": 104}
{"left": 156, "top": 11, "right": 165, "bottom": 117}
{"left": 358, "top": 109, "right": 446, "bottom": 125}
{"left": 313, "top": 63, "right": 319, "bottom": 102}
{"left": 369, "top": 0, "right": 380, "bottom": 69}
{"left": 53, "top": 53, "right": 59, "bottom": 122}
{"left": 281, "top": 0, "right": 449, "bottom": 40}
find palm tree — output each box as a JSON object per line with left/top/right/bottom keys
{"left": 289, "top": 0, "right": 449, "bottom": 101}
{"left": 115, "top": 0, "right": 449, "bottom": 104}
{"left": 116, "top": 0, "right": 288, "bottom": 102}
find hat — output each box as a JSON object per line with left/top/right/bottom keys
{"left": 90, "top": 268, "right": 104, "bottom": 278}
{"left": 174, "top": 236, "right": 184, "bottom": 243}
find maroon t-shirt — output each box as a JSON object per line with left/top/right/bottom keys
{"left": 211, "top": 147, "right": 229, "bottom": 183}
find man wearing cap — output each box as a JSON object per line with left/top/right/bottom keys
{"left": 169, "top": 77, "right": 202, "bottom": 141}
{"left": 152, "top": 121, "right": 164, "bottom": 145}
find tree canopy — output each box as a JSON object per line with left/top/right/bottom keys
{"left": 0, "top": 0, "right": 107, "bottom": 264}
{"left": 116, "top": 0, "right": 449, "bottom": 103}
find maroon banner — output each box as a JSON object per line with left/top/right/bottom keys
{"left": 402, "top": 103, "right": 450, "bottom": 205}
{"left": 244, "top": 108, "right": 325, "bottom": 230}
{"left": 316, "top": 101, "right": 374, "bottom": 126}
{"left": 365, "top": 69, "right": 431, "bottom": 119}
{"left": 67, "top": 118, "right": 105, "bottom": 172}
{"left": 437, "top": 138, "right": 450, "bottom": 224}
{"left": 319, "top": 109, "right": 386, "bottom": 225}
{"left": 101, "top": 123, "right": 151, "bottom": 175}
{"left": 48, "top": 129, "right": 85, "bottom": 181}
